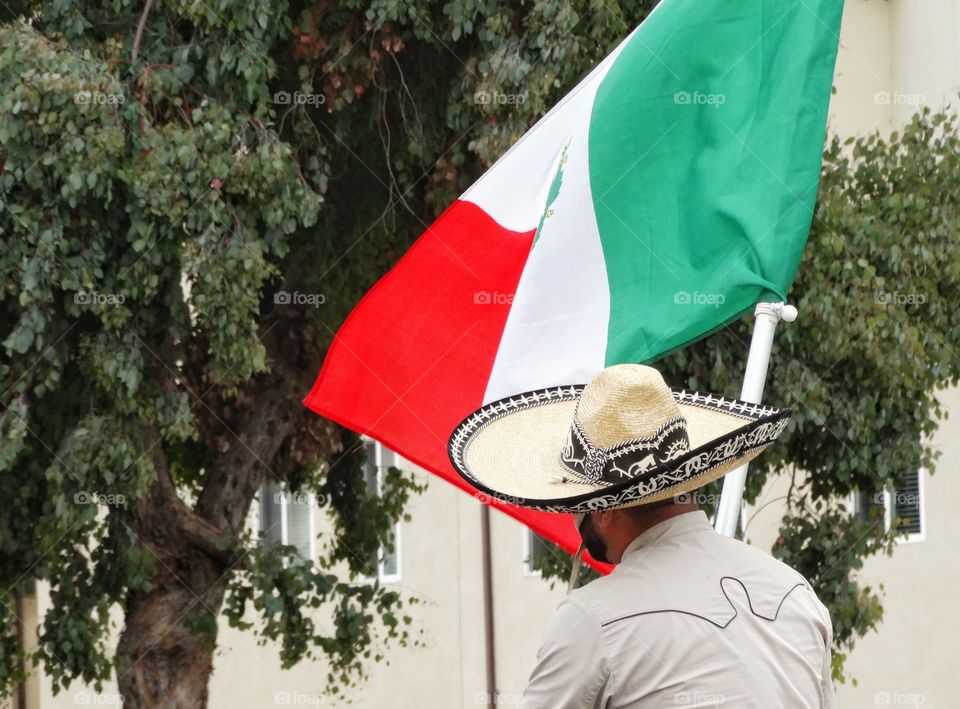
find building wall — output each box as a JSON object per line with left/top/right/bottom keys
{"left": 831, "top": 0, "right": 894, "bottom": 136}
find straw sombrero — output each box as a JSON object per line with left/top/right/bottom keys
{"left": 448, "top": 364, "right": 790, "bottom": 514}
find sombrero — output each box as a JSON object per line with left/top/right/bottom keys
{"left": 448, "top": 364, "right": 791, "bottom": 514}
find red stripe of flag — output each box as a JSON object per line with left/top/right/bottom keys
{"left": 305, "top": 199, "right": 611, "bottom": 573}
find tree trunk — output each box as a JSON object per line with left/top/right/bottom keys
{"left": 115, "top": 551, "right": 226, "bottom": 708}
{"left": 113, "top": 316, "right": 337, "bottom": 707}
{"left": 114, "top": 430, "right": 233, "bottom": 709}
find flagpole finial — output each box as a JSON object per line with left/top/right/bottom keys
{"left": 755, "top": 301, "right": 798, "bottom": 324}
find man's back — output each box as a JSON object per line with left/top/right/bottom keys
{"left": 522, "top": 510, "right": 834, "bottom": 708}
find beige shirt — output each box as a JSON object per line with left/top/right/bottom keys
{"left": 522, "top": 510, "right": 834, "bottom": 708}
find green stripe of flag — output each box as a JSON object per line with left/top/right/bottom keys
{"left": 588, "top": 0, "right": 844, "bottom": 365}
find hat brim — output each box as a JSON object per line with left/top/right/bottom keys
{"left": 448, "top": 385, "right": 791, "bottom": 513}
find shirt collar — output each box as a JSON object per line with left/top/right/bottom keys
{"left": 619, "top": 509, "right": 712, "bottom": 563}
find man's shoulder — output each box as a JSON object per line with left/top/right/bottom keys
{"left": 659, "top": 524, "right": 812, "bottom": 588}
{"left": 570, "top": 528, "right": 817, "bottom": 627}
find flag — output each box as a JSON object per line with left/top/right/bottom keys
{"left": 305, "top": 0, "right": 844, "bottom": 569}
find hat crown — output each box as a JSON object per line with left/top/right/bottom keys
{"left": 558, "top": 365, "right": 692, "bottom": 486}
{"left": 576, "top": 365, "right": 682, "bottom": 448}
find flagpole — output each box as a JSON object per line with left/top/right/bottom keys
{"left": 480, "top": 505, "right": 498, "bottom": 704}
{"left": 714, "top": 301, "right": 797, "bottom": 538}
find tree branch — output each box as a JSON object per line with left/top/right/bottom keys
{"left": 136, "top": 424, "right": 236, "bottom": 566}
{"left": 131, "top": 0, "right": 156, "bottom": 65}
{"left": 194, "top": 313, "right": 337, "bottom": 535}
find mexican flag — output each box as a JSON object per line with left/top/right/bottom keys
{"left": 305, "top": 0, "right": 844, "bottom": 569}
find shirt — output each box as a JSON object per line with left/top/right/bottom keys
{"left": 522, "top": 510, "right": 834, "bottom": 708}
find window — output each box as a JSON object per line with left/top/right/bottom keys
{"left": 259, "top": 482, "right": 316, "bottom": 563}
{"left": 523, "top": 528, "right": 552, "bottom": 576}
{"left": 362, "top": 439, "right": 401, "bottom": 582}
{"left": 853, "top": 469, "right": 925, "bottom": 543}
{"left": 853, "top": 488, "right": 886, "bottom": 523}
{"left": 886, "top": 469, "right": 925, "bottom": 542}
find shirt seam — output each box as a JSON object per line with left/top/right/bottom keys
{"left": 597, "top": 580, "right": 811, "bottom": 629}
{"left": 568, "top": 595, "right": 617, "bottom": 704}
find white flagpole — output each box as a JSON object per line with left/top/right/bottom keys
{"left": 714, "top": 301, "right": 797, "bottom": 538}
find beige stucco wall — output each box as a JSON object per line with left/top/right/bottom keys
{"left": 890, "top": 0, "right": 960, "bottom": 125}
{"left": 831, "top": 0, "right": 895, "bottom": 136}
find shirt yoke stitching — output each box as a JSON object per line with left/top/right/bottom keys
{"left": 598, "top": 579, "right": 811, "bottom": 629}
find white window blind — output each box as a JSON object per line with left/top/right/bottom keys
{"left": 523, "top": 529, "right": 551, "bottom": 576}
{"left": 889, "top": 469, "right": 924, "bottom": 540}
{"left": 853, "top": 469, "right": 925, "bottom": 543}
{"left": 362, "top": 439, "right": 401, "bottom": 582}
{"left": 259, "top": 482, "right": 316, "bottom": 563}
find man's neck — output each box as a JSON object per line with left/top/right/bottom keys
{"left": 610, "top": 503, "right": 701, "bottom": 562}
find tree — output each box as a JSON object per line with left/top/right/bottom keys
{"left": 0, "top": 0, "right": 659, "bottom": 705}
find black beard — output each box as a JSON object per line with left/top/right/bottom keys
{"left": 579, "top": 514, "right": 609, "bottom": 565}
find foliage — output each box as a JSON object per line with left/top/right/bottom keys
{"left": 0, "top": 0, "right": 662, "bottom": 700}
{"left": 222, "top": 533, "right": 423, "bottom": 695}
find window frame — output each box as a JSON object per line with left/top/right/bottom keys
{"left": 362, "top": 438, "right": 402, "bottom": 584}
{"left": 258, "top": 482, "right": 317, "bottom": 563}
{"left": 882, "top": 467, "right": 926, "bottom": 544}
{"left": 522, "top": 528, "right": 543, "bottom": 577}
{"left": 848, "top": 468, "right": 926, "bottom": 545}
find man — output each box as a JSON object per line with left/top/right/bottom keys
{"left": 523, "top": 500, "right": 833, "bottom": 707}
{"left": 449, "top": 364, "right": 834, "bottom": 707}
